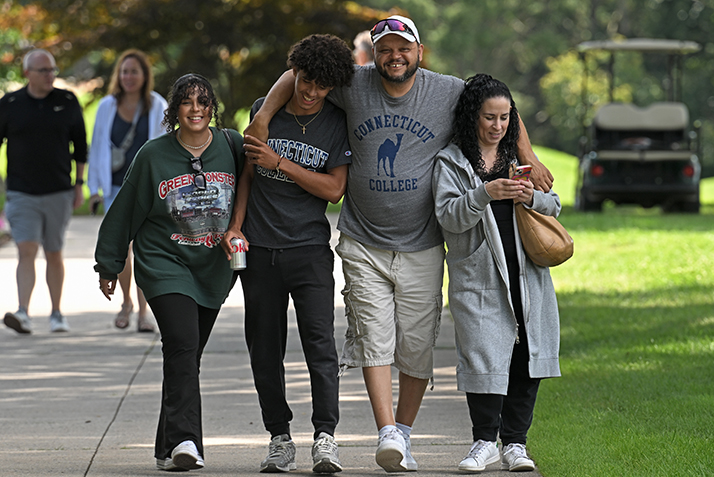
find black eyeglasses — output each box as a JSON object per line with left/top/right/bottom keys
{"left": 370, "top": 19, "right": 417, "bottom": 40}
{"left": 190, "top": 156, "right": 206, "bottom": 190}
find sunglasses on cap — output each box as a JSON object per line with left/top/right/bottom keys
{"left": 370, "top": 19, "right": 417, "bottom": 40}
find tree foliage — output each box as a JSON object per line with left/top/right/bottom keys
{"left": 1, "top": 0, "right": 385, "bottom": 127}
{"left": 2, "top": 0, "right": 714, "bottom": 172}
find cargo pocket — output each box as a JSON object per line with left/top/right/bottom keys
{"left": 341, "top": 282, "right": 362, "bottom": 339}
{"left": 432, "top": 292, "right": 443, "bottom": 346}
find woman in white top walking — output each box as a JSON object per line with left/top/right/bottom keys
{"left": 88, "top": 49, "right": 167, "bottom": 332}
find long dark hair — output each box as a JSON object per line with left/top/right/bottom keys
{"left": 454, "top": 74, "right": 520, "bottom": 172}
{"left": 162, "top": 73, "right": 221, "bottom": 134}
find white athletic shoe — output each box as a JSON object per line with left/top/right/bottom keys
{"left": 458, "top": 440, "right": 499, "bottom": 472}
{"left": 501, "top": 443, "right": 535, "bottom": 472}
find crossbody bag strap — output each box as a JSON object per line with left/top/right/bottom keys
{"left": 116, "top": 99, "right": 143, "bottom": 151}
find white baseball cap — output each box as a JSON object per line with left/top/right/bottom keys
{"left": 370, "top": 15, "right": 420, "bottom": 45}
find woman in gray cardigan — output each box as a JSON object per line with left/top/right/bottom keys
{"left": 433, "top": 74, "right": 561, "bottom": 473}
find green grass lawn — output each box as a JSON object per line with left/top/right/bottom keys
{"left": 521, "top": 148, "right": 714, "bottom": 476}
{"left": 530, "top": 207, "right": 714, "bottom": 476}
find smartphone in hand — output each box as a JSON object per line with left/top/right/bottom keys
{"left": 511, "top": 165, "right": 532, "bottom": 181}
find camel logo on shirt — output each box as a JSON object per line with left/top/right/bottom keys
{"left": 377, "top": 134, "right": 403, "bottom": 177}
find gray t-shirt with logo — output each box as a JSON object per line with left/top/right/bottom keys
{"left": 329, "top": 66, "right": 464, "bottom": 252}
{"left": 242, "top": 98, "right": 351, "bottom": 249}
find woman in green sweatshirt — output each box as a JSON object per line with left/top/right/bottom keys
{"left": 94, "top": 73, "right": 243, "bottom": 472}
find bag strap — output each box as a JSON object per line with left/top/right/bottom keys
{"left": 222, "top": 128, "right": 240, "bottom": 173}
{"left": 116, "top": 99, "right": 143, "bottom": 152}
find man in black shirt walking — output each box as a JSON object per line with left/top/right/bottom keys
{"left": 0, "top": 49, "right": 87, "bottom": 333}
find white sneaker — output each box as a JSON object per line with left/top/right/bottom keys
{"left": 501, "top": 443, "right": 535, "bottom": 472}
{"left": 312, "top": 432, "right": 342, "bottom": 473}
{"left": 458, "top": 440, "right": 499, "bottom": 472}
{"left": 402, "top": 434, "right": 418, "bottom": 471}
{"left": 49, "top": 311, "right": 70, "bottom": 332}
{"left": 171, "top": 440, "right": 204, "bottom": 470}
{"left": 376, "top": 428, "right": 406, "bottom": 472}
{"left": 4, "top": 310, "right": 32, "bottom": 334}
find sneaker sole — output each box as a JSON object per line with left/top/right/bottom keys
{"left": 376, "top": 446, "right": 406, "bottom": 472}
{"left": 404, "top": 459, "right": 418, "bottom": 471}
{"left": 313, "top": 458, "right": 343, "bottom": 473}
{"left": 4, "top": 314, "right": 31, "bottom": 334}
{"left": 458, "top": 453, "right": 500, "bottom": 472}
{"left": 501, "top": 461, "right": 535, "bottom": 472}
{"left": 156, "top": 458, "right": 180, "bottom": 471}
{"left": 171, "top": 453, "right": 204, "bottom": 470}
{"left": 260, "top": 462, "right": 297, "bottom": 473}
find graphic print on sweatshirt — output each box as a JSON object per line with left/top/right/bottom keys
{"left": 158, "top": 171, "right": 235, "bottom": 247}
{"left": 352, "top": 113, "right": 437, "bottom": 194}
{"left": 255, "top": 137, "right": 330, "bottom": 181}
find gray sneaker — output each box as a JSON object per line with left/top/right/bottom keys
{"left": 49, "top": 311, "right": 70, "bottom": 332}
{"left": 4, "top": 310, "right": 32, "bottom": 334}
{"left": 312, "top": 432, "right": 342, "bottom": 473}
{"left": 261, "top": 434, "right": 296, "bottom": 473}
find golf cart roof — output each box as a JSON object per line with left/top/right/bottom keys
{"left": 578, "top": 39, "right": 701, "bottom": 54}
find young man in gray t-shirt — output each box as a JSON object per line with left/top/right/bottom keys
{"left": 246, "top": 16, "right": 553, "bottom": 473}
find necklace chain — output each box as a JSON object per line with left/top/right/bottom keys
{"left": 292, "top": 103, "right": 325, "bottom": 134}
{"left": 178, "top": 129, "right": 212, "bottom": 150}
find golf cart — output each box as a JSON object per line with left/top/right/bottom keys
{"left": 575, "top": 39, "right": 702, "bottom": 213}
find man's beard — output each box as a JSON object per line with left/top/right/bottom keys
{"left": 376, "top": 57, "right": 420, "bottom": 84}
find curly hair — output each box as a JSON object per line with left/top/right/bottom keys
{"left": 287, "top": 34, "right": 355, "bottom": 88}
{"left": 454, "top": 74, "right": 520, "bottom": 173}
{"left": 162, "top": 73, "right": 221, "bottom": 134}
{"left": 108, "top": 49, "right": 154, "bottom": 113}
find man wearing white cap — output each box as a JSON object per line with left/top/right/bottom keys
{"left": 245, "top": 15, "right": 552, "bottom": 473}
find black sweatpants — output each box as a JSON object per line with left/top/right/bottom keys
{"left": 241, "top": 245, "right": 339, "bottom": 439}
{"left": 149, "top": 293, "right": 220, "bottom": 460}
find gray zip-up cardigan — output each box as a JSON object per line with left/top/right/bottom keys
{"left": 433, "top": 143, "right": 561, "bottom": 395}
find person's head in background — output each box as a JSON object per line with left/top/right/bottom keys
{"left": 108, "top": 49, "right": 155, "bottom": 111}
{"left": 353, "top": 30, "right": 374, "bottom": 66}
{"left": 23, "top": 49, "right": 57, "bottom": 98}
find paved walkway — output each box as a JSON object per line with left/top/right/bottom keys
{"left": 0, "top": 215, "right": 541, "bottom": 476}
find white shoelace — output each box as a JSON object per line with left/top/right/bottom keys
{"left": 268, "top": 440, "right": 292, "bottom": 458}
{"left": 314, "top": 436, "right": 337, "bottom": 454}
{"left": 467, "top": 440, "right": 492, "bottom": 459}
{"left": 503, "top": 443, "right": 528, "bottom": 458}
{"left": 379, "top": 428, "right": 403, "bottom": 444}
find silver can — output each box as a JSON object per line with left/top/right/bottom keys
{"left": 229, "top": 238, "right": 247, "bottom": 270}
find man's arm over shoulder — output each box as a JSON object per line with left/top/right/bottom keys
{"left": 244, "top": 70, "right": 295, "bottom": 142}
{"left": 516, "top": 121, "right": 553, "bottom": 192}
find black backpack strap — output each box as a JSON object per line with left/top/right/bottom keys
{"left": 222, "top": 128, "right": 238, "bottom": 167}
